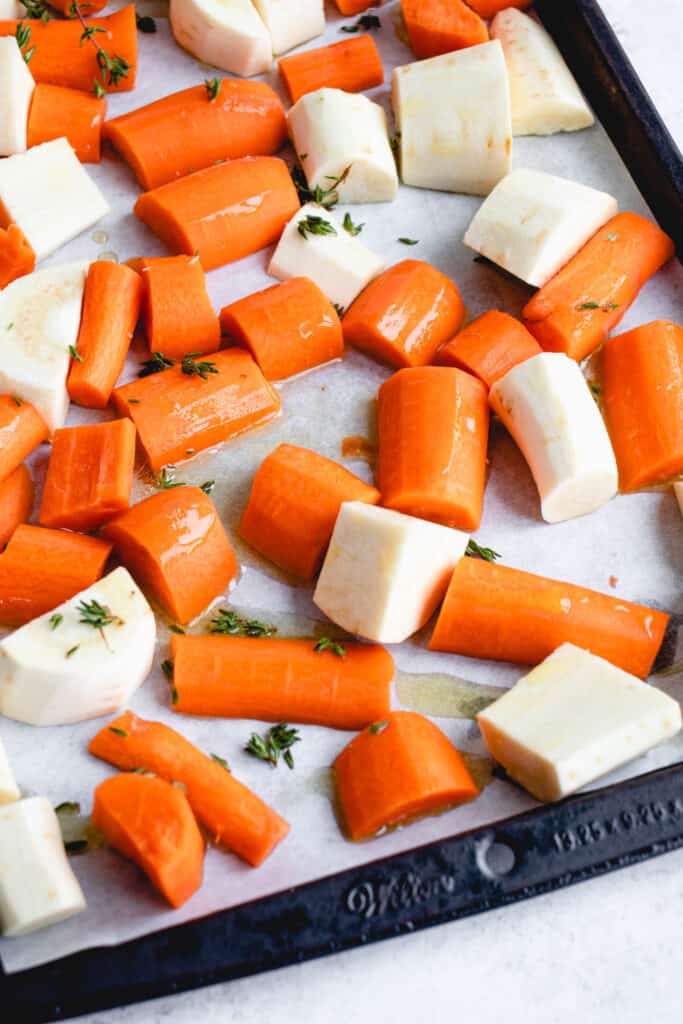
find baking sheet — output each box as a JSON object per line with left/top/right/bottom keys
{"left": 1, "top": 0, "right": 682, "bottom": 975}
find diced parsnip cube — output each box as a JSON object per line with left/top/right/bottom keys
{"left": 463, "top": 168, "right": 617, "bottom": 287}
{"left": 0, "top": 737, "right": 20, "bottom": 804}
{"left": 478, "top": 643, "right": 682, "bottom": 802}
{"left": 0, "top": 797, "right": 86, "bottom": 936}
{"left": 170, "top": 0, "right": 273, "bottom": 77}
{"left": 392, "top": 41, "right": 512, "bottom": 196}
{"left": 253, "top": 0, "right": 324, "bottom": 55}
{"left": 489, "top": 352, "right": 618, "bottom": 523}
{"left": 490, "top": 8, "right": 594, "bottom": 136}
{"left": 0, "top": 262, "right": 88, "bottom": 432}
{"left": 313, "top": 501, "right": 469, "bottom": 643}
{"left": 0, "top": 568, "right": 156, "bottom": 727}
{"left": 0, "top": 38, "right": 34, "bottom": 157}
{"left": 289, "top": 88, "right": 398, "bottom": 204}
{"left": 675, "top": 481, "right": 683, "bottom": 519}
{"left": 268, "top": 202, "right": 384, "bottom": 311}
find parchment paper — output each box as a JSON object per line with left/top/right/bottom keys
{"left": 1, "top": 0, "right": 682, "bottom": 974}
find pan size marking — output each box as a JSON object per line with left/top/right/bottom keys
{"left": 551, "top": 797, "right": 683, "bottom": 853}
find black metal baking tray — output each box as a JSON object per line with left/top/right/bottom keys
{"left": 3, "top": 1, "right": 682, "bottom": 1019}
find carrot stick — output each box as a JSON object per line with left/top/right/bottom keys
{"left": 92, "top": 773, "right": 204, "bottom": 908}
{"left": 67, "top": 261, "right": 143, "bottom": 410}
{"left": 48, "top": 0, "right": 108, "bottom": 14}
{"left": 278, "top": 35, "right": 384, "bottom": 104}
{"left": 0, "top": 395, "right": 49, "bottom": 484}
{"left": 435, "top": 310, "right": 542, "bottom": 390}
{"left": 429, "top": 556, "right": 668, "bottom": 679}
{"left": 240, "top": 443, "right": 380, "bottom": 579}
{"left": 0, "top": 225, "right": 35, "bottom": 289}
{"left": 602, "top": 320, "right": 683, "bottom": 492}
{"left": 39, "top": 419, "right": 136, "bottom": 532}
{"left": 401, "top": 0, "right": 488, "bottom": 60}
{"left": 522, "top": 213, "right": 675, "bottom": 361}
{"left": 466, "top": 0, "right": 533, "bottom": 16}
{"left": 104, "top": 80, "right": 287, "bottom": 190}
{"left": 334, "top": 711, "right": 478, "bottom": 841}
{"left": 134, "top": 156, "right": 300, "bottom": 271}
{"left": 342, "top": 260, "right": 466, "bottom": 368}
{"left": 141, "top": 256, "right": 220, "bottom": 360}
{"left": 27, "top": 83, "right": 106, "bottom": 163}
{"left": 378, "top": 366, "right": 489, "bottom": 531}
{"left": 89, "top": 711, "right": 290, "bottom": 866}
{"left": 0, "top": 523, "right": 111, "bottom": 626}
{"left": 170, "top": 634, "right": 393, "bottom": 729}
{"left": 334, "top": 0, "right": 376, "bottom": 13}
{"left": 112, "top": 349, "right": 280, "bottom": 473}
{"left": 0, "top": 464, "right": 33, "bottom": 549}
{"left": 0, "top": 7, "right": 137, "bottom": 93}
{"left": 220, "top": 277, "right": 343, "bottom": 381}
{"left": 102, "top": 486, "right": 238, "bottom": 624}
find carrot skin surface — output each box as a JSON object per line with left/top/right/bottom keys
{"left": 435, "top": 310, "right": 542, "bottom": 390}
{"left": 401, "top": 0, "right": 488, "bottom": 60}
{"left": 466, "top": 0, "right": 533, "bottom": 16}
{"left": 279, "top": 35, "right": 384, "bottom": 103}
{"left": 0, "top": 225, "right": 35, "bottom": 288}
{"left": 0, "top": 464, "right": 34, "bottom": 548}
{"left": 0, "top": 396, "right": 49, "bottom": 484}
{"left": 27, "top": 84, "right": 106, "bottom": 163}
{"left": 141, "top": 255, "right": 220, "bottom": 360}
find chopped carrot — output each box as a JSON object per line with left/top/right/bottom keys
{"left": 89, "top": 711, "right": 289, "bottom": 866}
{"left": 342, "top": 260, "right": 466, "bottom": 368}
{"left": 522, "top": 213, "right": 675, "bottom": 361}
{"left": 602, "top": 320, "right": 683, "bottom": 492}
{"left": 102, "top": 487, "right": 238, "bottom": 624}
{"left": 0, "top": 464, "right": 33, "bottom": 549}
{"left": 67, "top": 261, "right": 143, "bottom": 410}
{"left": 140, "top": 256, "right": 220, "bottom": 360}
{"left": 0, "top": 225, "right": 35, "bottom": 289}
{"left": 112, "top": 349, "right": 280, "bottom": 473}
{"left": 334, "top": 0, "right": 376, "bottom": 13}
{"left": 378, "top": 367, "right": 489, "bottom": 531}
{"left": 0, "top": 524, "right": 111, "bottom": 627}
{"left": 240, "top": 443, "right": 380, "bottom": 579}
{"left": 429, "top": 556, "right": 668, "bottom": 679}
{"left": 92, "top": 773, "right": 204, "bottom": 909}
{"left": 466, "top": 0, "right": 533, "bottom": 16}
{"left": 170, "top": 635, "right": 393, "bottom": 729}
{"left": 278, "top": 35, "right": 384, "bottom": 104}
{"left": 39, "top": 419, "right": 136, "bottom": 532}
{"left": 0, "top": 7, "right": 137, "bottom": 93}
{"left": 220, "top": 277, "right": 343, "bottom": 381}
{"left": 435, "top": 311, "right": 542, "bottom": 390}
{"left": 104, "top": 80, "right": 287, "bottom": 190}
{"left": 0, "top": 395, "right": 49, "bottom": 484}
{"left": 134, "top": 156, "right": 300, "bottom": 271}
{"left": 48, "top": 0, "right": 107, "bottom": 13}
{"left": 334, "top": 711, "right": 478, "bottom": 841}
{"left": 401, "top": 0, "right": 488, "bottom": 60}
{"left": 27, "top": 84, "right": 106, "bottom": 163}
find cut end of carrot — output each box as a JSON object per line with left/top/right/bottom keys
{"left": 0, "top": 224, "right": 36, "bottom": 289}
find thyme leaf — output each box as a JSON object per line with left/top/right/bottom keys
{"left": 181, "top": 352, "right": 218, "bottom": 379}
{"left": 138, "top": 351, "right": 174, "bottom": 377}
{"left": 466, "top": 539, "right": 501, "bottom": 563}
{"left": 209, "top": 608, "right": 277, "bottom": 638}
{"left": 314, "top": 637, "right": 346, "bottom": 657}
{"left": 298, "top": 214, "right": 337, "bottom": 240}
{"left": 245, "top": 723, "right": 300, "bottom": 770}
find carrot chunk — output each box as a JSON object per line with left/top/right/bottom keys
{"left": 401, "top": 0, "right": 488, "bottom": 60}
{"left": 27, "top": 84, "right": 106, "bottom": 163}
{"left": 279, "top": 35, "right": 384, "bottom": 104}
{"left": 0, "top": 395, "right": 48, "bottom": 484}
{"left": 335, "top": 711, "right": 479, "bottom": 840}
{"left": 0, "top": 225, "right": 35, "bottom": 289}
{"left": 334, "top": 0, "right": 376, "bottom": 13}
{"left": 89, "top": 711, "right": 289, "bottom": 866}
{"left": 466, "top": 0, "right": 533, "bottom": 16}
{"left": 436, "top": 310, "right": 542, "bottom": 390}
{"left": 0, "top": 464, "right": 33, "bottom": 548}
{"left": 240, "top": 443, "right": 380, "bottom": 579}
{"left": 141, "top": 256, "right": 220, "bottom": 360}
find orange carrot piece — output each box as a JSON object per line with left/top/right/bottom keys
{"left": 0, "top": 395, "right": 49, "bottom": 484}
{"left": 112, "top": 349, "right": 280, "bottom": 473}
{"left": 0, "top": 7, "right": 137, "bottom": 93}
{"left": 92, "top": 773, "right": 204, "bottom": 909}
{"left": 435, "top": 311, "right": 542, "bottom": 390}
{"left": 170, "top": 634, "right": 393, "bottom": 729}
{"left": 334, "top": 0, "right": 376, "bottom": 13}
{"left": 48, "top": 0, "right": 107, "bottom": 14}
{"left": 429, "top": 557, "right": 668, "bottom": 679}
{"left": 104, "top": 80, "right": 287, "bottom": 191}
{"left": 0, "top": 524, "right": 111, "bottom": 626}
{"left": 334, "top": 711, "right": 478, "bottom": 841}
{"left": 342, "top": 260, "right": 465, "bottom": 369}
{"left": 0, "top": 464, "right": 33, "bottom": 549}
{"left": 0, "top": 225, "right": 35, "bottom": 288}
{"left": 378, "top": 367, "right": 489, "bottom": 531}
{"left": 102, "top": 487, "right": 238, "bottom": 624}
{"left": 602, "top": 320, "right": 683, "bottom": 492}
{"left": 240, "top": 443, "right": 381, "bottom": 579}
{"left": 27, "top": 83, "right": 106, "bottom": 163}
{"left": 466, "top": 0, "right": 533, "bottom": 16}
{"left": 134, "top": 156, "right": 300, "bottom": 271}
{"left": 89, "top": 711, "right": 290, "bottom": 866}
{"left": 401, "top": 0, "right": 488, "bottom": 60}
{"left": 220, "top": 277, "right": 343, "bottom": 381}
{"left": 522, "top": 213, "right": 675, "bottom": 361}
{"left": 67, "top": 261, "right": 143, "bottom": 410}
{"left": 39, "top": 419, "right": 136, "bottom": 532}
{"left": 141, "top": 256, "right": 220, "bottom": 360}
{"left": 278, "top": 35, "right": 384, "bottom": 104}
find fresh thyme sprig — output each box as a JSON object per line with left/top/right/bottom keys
{"left": 298, "top": 214, "right": 337, "bottom": 240}
{"left": 20, "top": 0, "right": 50, "bottom": 22}
{"left": 290, "top": 165, "right": 351, "bottom": 210}
{"left": 466, "top": 539, "right": 501, "bottom": 563}
{"left": 71, "top": 2, "right": 131, "bottom": 95}
{"left": 15, "top": 23, "right": 35, "bottom": 63}
{"left": 314, "top": 637, "right": 346, "bottom": 657}
{"left": 245, "top": 723, "right": 300, "bottom": 769}
{"left": 181, "top": 352, "right": 218, "bottom": 379}
{"left": 78, "top": 599, "right": 124, "bottom": 630}
{"left": 209, "top": 608, "right": 277, "bottom": 638}
{"left": 156, "top": 467, "right": 185, "bottom": 489}
{"left": 138, "top": 351, "right": 174, "bottom": 377}
{"left": 343, "top": 212, "right": 363, "bottom": 236}
{"left": 205, "top": 77, "right": 221, "bottom": 101}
